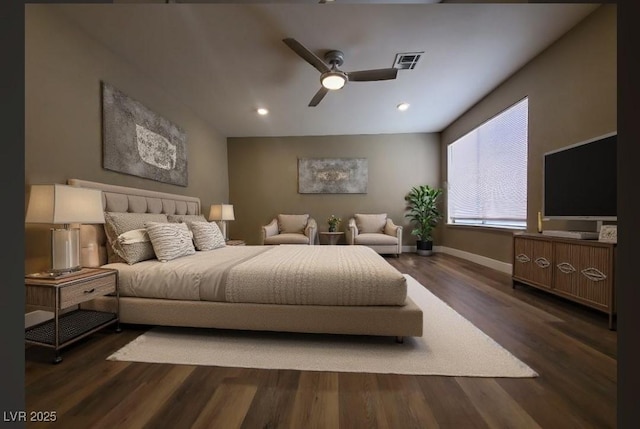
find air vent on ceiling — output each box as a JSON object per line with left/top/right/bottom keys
{"left": 393, "top": 52, "right": 423, "bottom": 70}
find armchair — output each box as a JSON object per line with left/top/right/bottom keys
{"left": 346, "top": 213, "right": 402, "bottom": 256}
{"left": 262, "top": 214, "right": 317, "bottom": 245}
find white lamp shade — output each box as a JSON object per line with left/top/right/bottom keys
{"left": 25, "top": 184, "right": 105, "bottom": 225}
{"left": 209, "top": 204, "right": 235, "bottom": 221}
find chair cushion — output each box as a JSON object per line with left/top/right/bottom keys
{"left": 355, "top": 233, "right": 399, "bottom": 246}
{"left": 355, "top": 213, "right": 387, "bottom": 234}
{"left": 264, "top": 233, "right": 310, "bottom": 245}
{"left": 277, "top": 214, "right": 309, "bottom": 234}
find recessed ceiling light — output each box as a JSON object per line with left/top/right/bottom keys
{"left": 397, "top": 103, "right": 410, "bottom": 111}
{"left": 256, "top": 108, "right": 269, "bottom": 116}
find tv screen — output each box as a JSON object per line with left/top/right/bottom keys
{"left": 543, "top": 132, "right": 617, "bottom": 220}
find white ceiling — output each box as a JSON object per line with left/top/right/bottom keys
{"left": 53, "top": 2, "right": 599, "bottom": 137}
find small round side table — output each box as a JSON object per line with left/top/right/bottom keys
{"left": 319, "top": 231, "right": 345, "bottom": 245}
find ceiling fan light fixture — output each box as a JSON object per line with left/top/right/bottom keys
{"left": 397, "top": 102, "right": 410, "bottom": 111}
{"left": 321, "top": 71, "right": 347, "bottom": 90}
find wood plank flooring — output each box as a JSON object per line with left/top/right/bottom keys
{"left": 25, "top": 253, "right": 617, "bottom": 428}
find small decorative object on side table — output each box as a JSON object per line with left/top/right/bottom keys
{"left": 226, "top": 239, "right": 246, "bottom": 246}
{"left": 327, "top": 214, "right": 342, "bottom": 233}
{"left": 319, "top": 231, "right": 345, "bottom": 245}
{"left": 25, "top": 267, "right": 120, "bottom": 364}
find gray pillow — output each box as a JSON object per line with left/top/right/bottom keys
{"left": 187, "top": 221, "right": 226, "bottom": 251}
{"left": 145, "top": 222, "right": 196, "bottom": 262}
{"left": 103, "top": 212, "right": 169, "bottom": 264}
{"left": 167, "top": 214, "right": 208, "bottom": 223}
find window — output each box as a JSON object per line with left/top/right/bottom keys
{"left": 447, "top": 97, "right": 528, "bottom": 229}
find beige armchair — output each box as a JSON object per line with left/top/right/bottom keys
{"left": 346, "top": 213, "right": 402, "bottom": 256}
{"left": 262, "top": 214, "right": 317, "bottom": 245}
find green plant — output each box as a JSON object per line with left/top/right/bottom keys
{"left": 327, "top": 214, "right": 342, "bottom": 232}
{"left": 404, "top": 185, "right": 443, "bottom": 242}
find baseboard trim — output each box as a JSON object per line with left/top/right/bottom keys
{"left": 433, "top": 246, "right": 512, "bottom": 274}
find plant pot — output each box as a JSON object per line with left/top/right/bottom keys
{"left": 416, "top": 240, "right": 433, "bottom": 256}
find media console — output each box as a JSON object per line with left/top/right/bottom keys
{"left": 512, "top": 233, "right": 615, "bottom": 329}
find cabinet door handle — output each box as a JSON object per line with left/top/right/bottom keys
{"left": 84, "top": 288, "right": 96, "bottom": 294}
{"left": 557, "top": 262, "right": 576, "bottom": 274}
{"left": 535, "top": 257, "right": 550, "bottom": 268}
{"left": 516, "top": 254, "right": 530, "bottom": 263}
{"left": 581, "top": 268, "right": 607, "bottom": 282}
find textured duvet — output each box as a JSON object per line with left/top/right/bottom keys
{"left": 104, "top": 245, "right": 407, "bottom": 306}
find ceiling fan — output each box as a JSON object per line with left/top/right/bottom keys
{"left": 282, "top": 38, "right": 398, "bottom": 107}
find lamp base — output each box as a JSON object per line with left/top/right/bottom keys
{"left": 48, "top": 266, "right": 82, "bottom": 275}
{"left": 50, "top": 228, "right": 81, "bottom": 274}
{"left": 218, "top": 221, "right": 229, "bottom": 241}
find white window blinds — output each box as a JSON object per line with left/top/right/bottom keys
{"left": 447, "top": 97, "right": 528, "bottom": 229}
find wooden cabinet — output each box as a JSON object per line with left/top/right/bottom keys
{"left": 513, "top": 237, "right": 553, "bottom": 289}
{"left": 512, "top": 233, "right": 615, "bottom": 329}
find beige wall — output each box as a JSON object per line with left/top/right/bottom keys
{"left": 440, "top": 5, "right": 616, "bottom": 264}
{"left": 228, "top": 134, "right": 440, "bottom": 245}
{"left": 25, "top": 6, "right": 228, "bottom": 273}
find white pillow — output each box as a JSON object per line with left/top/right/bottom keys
{"left": 145, "top": 222, "right": 196, "bottom": 262}
{"left": 117, "top": 228, "right": 150, "bottom": 245}
{"left": 187, "top": 221, "right": 226, "bottom": 251}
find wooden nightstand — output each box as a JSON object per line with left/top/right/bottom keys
{"left": 25, "top": 267, "right": 120, "bottom": 363}
{"left": 226, "top": 239, "right": 246, "bottom": 246}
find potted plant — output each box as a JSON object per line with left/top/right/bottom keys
{"left": 404, "top": 185, "right": 443, "bottom": 256}
{"left": 327, "top": 214, "right": 342, "bottom": 232}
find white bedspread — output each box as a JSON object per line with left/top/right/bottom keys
{"left": 226, "top": 245, "right": 407, "bottom": 306}
{"left": 104, "top": 245, "right": 407, "bottom": 306}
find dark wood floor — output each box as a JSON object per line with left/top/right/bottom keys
{"left": 25, "top": 253, "right": 617, "bottom": 428}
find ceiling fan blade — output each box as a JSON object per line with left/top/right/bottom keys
{"left": 309, "top": 87, "right": 330, "bottom": 107}
{"left": 347, "top": 68, "right": 398, "bottom": 82}
{"left": 283, "top": 38, "right": 330, "bottom": 74}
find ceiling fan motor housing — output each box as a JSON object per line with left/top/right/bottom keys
{"left": 324, "top": 50, "right": 345, "bottom": 67}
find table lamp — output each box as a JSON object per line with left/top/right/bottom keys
{"left": 25, "top": 184, "right": 105, "bottom": 274}
{"left": 209, "top": 204, "right": 235, "bottom": 241}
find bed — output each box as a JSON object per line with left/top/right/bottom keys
{"left": 69, "top": 179, "right": 423, "bottom": 340}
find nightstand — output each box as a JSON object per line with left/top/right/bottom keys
{"left": 25, "top": 267, "right": 120, "bottom": 363}
{"left": 226, "top": 239, "right": 246, "bottom": 246}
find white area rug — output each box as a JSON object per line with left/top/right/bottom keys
{"left": 108, "top": 275, "right": 538, "bottom": 377}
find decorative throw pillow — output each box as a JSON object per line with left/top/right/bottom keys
{"left": 355, "top": 213, "right": 387, "bottom": 234}
{"left": 187, "top": 221, "right": 226, "bottom": 251}
{"left": 277, "top": 214, "right": 309, "bottom": 234}
{"left": 117, "top": 228, "right": 150, "bottom": 245}
{"left": 103, "top": 212, "right": 169, "bottom": 264}
{"left": 167, "top": 214, "right": 208, "bottom": 223}
{"left": 145, "top": 222, "right": 196, "bottom": 262}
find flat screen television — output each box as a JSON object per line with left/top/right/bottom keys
{"left": 543, "top": 132, "right": 617, "bottom": 221}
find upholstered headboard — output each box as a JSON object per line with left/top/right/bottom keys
{"left": 67, "top": 179, "right": 201, "bottom": 267}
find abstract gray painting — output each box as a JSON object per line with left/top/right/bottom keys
{"left": 102, "top": 82, "right": 188, "bottom": 186}
{"left": 298, "top": 158, "right": 368, "bottom": 194}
